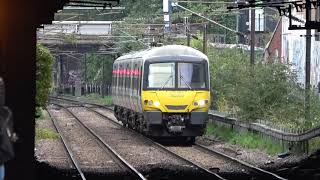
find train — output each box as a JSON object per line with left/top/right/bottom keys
{"left": 111, "top": 45, "right": 210, "bottom": 142}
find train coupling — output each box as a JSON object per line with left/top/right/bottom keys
{"left": 168, "top": 125, "right": 186, "bottom": 133}
{"left": 165, "top": 114, "right": 188, "bottom": 133}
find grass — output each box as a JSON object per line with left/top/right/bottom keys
{"left": 35, "top": 128, "right": 59, "bottom": 141}
{"left": 309, "top": 137, "right": 320, "bottom": 153}
{"left": 206, "top": 122, "right": 283, "bottom": 155}
{"left": 78, "top": 93, "right": 112, "bottom": 105}
{"left": 35, "top": 109, "right": 59, "bottom": 142}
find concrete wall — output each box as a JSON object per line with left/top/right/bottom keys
{"left": 281, "top": 16, "right": 320, "bottom": 90}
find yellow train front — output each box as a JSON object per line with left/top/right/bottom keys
{"left": 111, "top": 45, "right": 210, "bottom": 141}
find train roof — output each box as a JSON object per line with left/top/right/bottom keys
{"left": 115, "top": 45, "right": 208, "bottom": 62}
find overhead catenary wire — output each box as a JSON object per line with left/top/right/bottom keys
{"left": 176, "top": 0, "right": 234, "bottom": 4}
{"left": 172, "top": 3, "right": 247, "bottom": 38}
{"left": 116, "top": 28, "right": 149, "bottom": 48}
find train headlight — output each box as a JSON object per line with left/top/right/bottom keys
{"left": 154, "top": 101, "right": 160, "bottom": 107}
{"left": 197, "top": 99, "right": 209, "bottom": 106}
{"left": 198, "top": 100, "right": 206, "bottom": 106}
{"left": 148, "top": 100, "right": 153, "bottom": 105}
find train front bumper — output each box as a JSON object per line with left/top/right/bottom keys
{"left": 143, "top": 111, "right": 208, "bottom": 137}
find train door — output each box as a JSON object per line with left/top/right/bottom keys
{"left": 137, "top": 59, "right": 143, "bottom": 113}
{"left": 132, "top": 63, "right": 138, "bottom": 112}
{"left": 128, "top": 60, "right": 134, "bottom": 111}
{"left": 119, "top": 63, "right": 123, "bottom": 107}
{"left": 112, "top": 63, "right": 117, "bottom": 105}
{"left": 122, "top": 61, "right": 126, "bottom": 108}
{"left": 125, "top": 62, "right": 130, "bottom": 109}
{"left": 116, "top": 62, "right": 120, "bottom": 106}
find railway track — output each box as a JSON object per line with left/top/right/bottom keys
{"left": 49, "top": 96, "right": 287, "bottom": 180}
{"left": 80, "top": 105, "right": 226, "bottom": 180}
{"left": 47, "top": 103, "right": 147, "bottom": 180}
{"left": 90, "top": 106, "right": 287, "bottom": 180}
{"left": 46, "top": 107, "right": 87, "bottom": 180}
{"left": 50, "top": 97, "right": 225, "bottom": 179}
{"left": 193, "top": 143, "right": 287, "bottom": 180}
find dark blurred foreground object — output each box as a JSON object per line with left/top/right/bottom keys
{"left": 0, "top": 78, "right": 17, "bottom": 179}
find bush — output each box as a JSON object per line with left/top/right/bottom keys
{"left": 36, "top": 44, "right": 54, "bottom": 110}
{"left": 206, "top": 47, "right": 320, "bottom": 129}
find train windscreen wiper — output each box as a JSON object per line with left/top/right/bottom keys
{"left": 160, "top": 75, "right": 173, "bottom": 89}
{"left": 179, "top": 75, "right": 192, "bottom": 90}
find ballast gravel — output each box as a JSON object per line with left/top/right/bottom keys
{"left": 43, "top": 105, "right": 123, "bottom": 174}
{"left": 68, "top": 107, "right": 193, "bottom": 173}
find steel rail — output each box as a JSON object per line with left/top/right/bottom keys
{"left": 51, "top": 102, "right": 147, "bottom": 180}
{"left": 50, "top": 97, "right": 285, "bottom": 179}
{"left": 85, "top": 103, "right": 286, "bottom": 180}
{"left": 84, "top": 106, "right": 227, "bottom": 180}
{"left": 49, "top": 96, "right": 111, "bottom": 109}
{"left": 46, "top": 108, "right": 87, "bottom": 180}
{"left": 85, "top": 104, "right": 286, "bottom": 180}
{"left": 194, "top": 143, "right": 287, "bottom": 180}
{"left": 50, "top": 97, "right": 229, "bottom": 179}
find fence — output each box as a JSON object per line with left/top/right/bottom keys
{"left": 56, "top": 84, "right": 111, "bottom": 96}
{"left": 208, "top": 110, "right": 320, "bottom": 154}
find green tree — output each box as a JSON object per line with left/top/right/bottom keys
{"left": 82, "top": 54, "right": 114, "bottom": 85}
{"left": 36, "top": 44, "right": 54, "bottom": 112}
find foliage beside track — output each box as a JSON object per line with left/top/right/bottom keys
{"left": 35, "top": 128, "right": 59, "bottom": 142}
{"left": 81, "top": 54, "right": 114, "bottom": 85}
{"left": 36, "top": 44, "right": 54, "bottom": 116}
{"left": 35, "top": 109, "right": 59, "bottom": 142}
{"left": 205, "top": 46, "right": 320, "bottom": 129}
{"left": 206, "top": 122, "right": 282, "bottom": 155}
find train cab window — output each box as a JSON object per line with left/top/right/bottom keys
{"left": 178, "top": 62, "right": 207, "bottom": 89}
{"left": 147, "top": 63, "right": 175, "bottom": 88}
